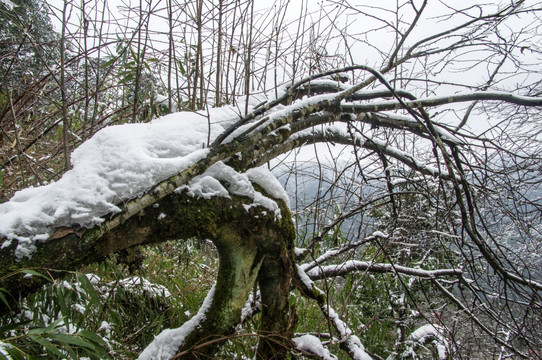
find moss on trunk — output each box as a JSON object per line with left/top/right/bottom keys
{"left": 174, "top": 199, "right": 297, "bottom": 359}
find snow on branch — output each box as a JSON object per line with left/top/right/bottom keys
{"left": 0, "top": 105, "right": 293, "bottom": 259}
{"left": 295, "top": 265, "right": 372, "bottom": 360}
{"left": 342, "top": 91, "right": 542, "bottom": 112}
{"left": 271, "top": 126, "right": 455, "bottom": 181}
{"left": 306, "top": 260, "right": 463, "bottom": 281}
{"left": 0, "top": 107, "right": 239, "bottom": 258}
{"left": 238, "top": 290, "right": 261, "bottom": 329}
{"left": 402, "top": 324, "right": 449, "bottom": 360}
{"left": 177, "top": 161, "right": 288, "bottom": 219}
{"left": 211, "top": 65, "right": 375, "bottom": 147}
{"left": 293, "top": 334, "right": 338, "bottom": 360}
{"left": 350, "top": 112, "right": 464, "bottom": 145}
{"left": 300, "top": 231, "right": 389, "bottom": 273}
{"left": 294, "top": 79, "right": 417, "bottom": 102}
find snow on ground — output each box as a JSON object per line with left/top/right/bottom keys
{"left": 137, "top": 284, "right": 216, "bottom": 360}
{"left": 0, "top": 107, "right": 248, "bottom": 259}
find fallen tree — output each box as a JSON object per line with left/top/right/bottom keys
{"left": 1, "top": 64, "right": 542, "bottom": 359}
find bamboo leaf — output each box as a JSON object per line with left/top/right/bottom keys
{"left": 177, "top": 60, "right": 186, "bottom": 76}
{"left": 21, "top": 270, "right": 51, "bottom": 282}
{"left": 76, "top": 273, "right": 101, "bottom": 307}
{"left": 0, "top": 288, "right": 11, "bottom": 309}
{"left": 31, "top": 336, "right": 65, "bottom": 357}
{"left": 101, "top": 57, "right": 116, "bottom": 68}
{"left": 4, "top": 347, "right": 28, "bottom": 360}
{"left": 77, "top": 330, "right": 108, "bottom": 348}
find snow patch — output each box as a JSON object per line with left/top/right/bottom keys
{"left": 246, "top": 166, "right": 290, "bottom": 208}
{"left": 293, "top": 334, "right": 338, "bottom": 360}
{"left": 178, "top": 162, "right": 284, "bottom": 218}
{"left": 115, "top": 277, "right": 171, "bottom": 298}
{"left": 0, "top": 0, "right": 16, "bottom": 9}
{"left": 405, "top": 324, "right": 448, "bottom": 360}
{"left": 138, "top": 284, "right": 216, "bottom": 360}
{"left": 295, "top": 247, "right": 307, "bottom": 257}
{"left": 178, "top": 175, "right": 230, "bottom": 200}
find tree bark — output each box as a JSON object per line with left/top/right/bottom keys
{"left": 175, "top": 200, "right": 296, "bottom": 359}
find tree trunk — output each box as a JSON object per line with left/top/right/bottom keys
{"left": 172, "top": 199, "right": 296, "bottom": 359}
{"left": 256, "top": 250, "right": 297, "bottom": 359}
{"left": 174, "top": 223, "right": 263, "bottom": 359}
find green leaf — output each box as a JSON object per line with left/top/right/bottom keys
{"left": 77, "top": 330, "right": 108, "bottom": 348}
{"left": 76, "top": 273, "right": 101, "bottom": 307}
{"left": 48, "top": 333, "right": 87, "bottom": 346}
{"left": 153, "top": 313, "right": 165, "bottom": 333}
{"left": 48, "top": 317, "right": 67, "bottom": 331}
{"left": 31, "top": 336, "right": 65, "bottom": 357}
{"left": 177, "top": 60, "right": 186, "bottom": 76}
{"left": 0, "top": 345, "right": 12, "bottom": 360}
{"left": 27, "top": 328, "right": 47, "bottom": 336}
{"left": 4, "top": 347, "right": 28, "bottom": 360}
{"left": 130, "top": 48, "right": 138, "bottom": 62}
{"left": 101, "top": 57, "right": 116, "bottom": 68}
{"left": 27, "top": 317, "right": 65, "bottom": 335}
{"left": 48, "top": 332, "right": 108, "bottom": 358}
{"left": 55, "top": 287, "right": 69, "bottom": 318}
{"left": 144, "top": 61, "right": 151, "bottom": 72}
{"left": 76, "top": 331, "right": 110, "bottom": 358}
{"left": 0, "top": 320, "right": 30, "bottom": 335}
{"left": 120, "top": 73, "right": 134, "bottom": 83}
{"left": 0, "top": 288, "right": 12, "bottom": 309}
{"left": 21, "top": 269, "right": 51, "bottom": 282}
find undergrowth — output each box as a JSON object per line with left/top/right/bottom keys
{"left": 1, "top": 237, "right": 405, "bottom": 359}
{"left": 0, "top": 239, "right": 217, "bottom": 359}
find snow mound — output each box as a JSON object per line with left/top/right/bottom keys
{"left": 0, "top": 107, "right": 239, "bottom": 259}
